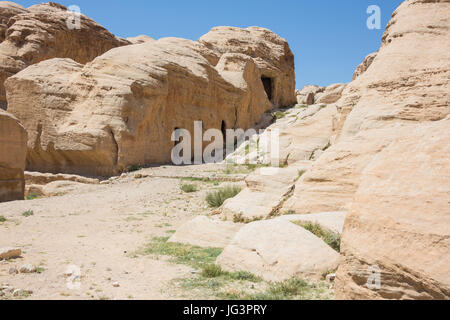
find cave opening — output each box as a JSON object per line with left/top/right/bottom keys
{"left": 261, "top": 76, "right": 273, "bottom": 102}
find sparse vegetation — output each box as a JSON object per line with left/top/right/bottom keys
{"left": 180, "top": 184, "right": 197, "bottom": 193}
{"left": 295, "top": 222, "right": 341, "bottom": 252}
{"left": 138, "top": 237, "right": 222, "bottom": 269}
{"left": 272, "top": 110, "right": 286, "bottom": 120}
{"left": 22, "top": 210, "right": 34, "bottom": 217}
{"left": 0, "top": 215, "right": 6, "bottom": 223}
{"left": 127, "top": 164, "right": 142, "bottom": 172}
{"left": 206, "top": 186, "right": 242, "bottom": 208}
{"left": 25, "top": 193, "right": 39, "bottom": 200}
{"left": 219, "top": 277, "right": 331, "bottom": 300}
{"left": 233, "top": 213, "right": 263, "bottom": 224}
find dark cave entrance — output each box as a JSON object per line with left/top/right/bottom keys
{"left": 261, "top": 76, "right": 273, "bottom": 102}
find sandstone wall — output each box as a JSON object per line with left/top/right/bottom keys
{"left": 282, "top": 0, "right": 450, "bottom": 299}
{"left": 200, "top": 26, "right": 297, "bottom": 107}
{"left": 0, "top": 109, "right": 27, "bottom": 202}
{"left": 0, "top": 2, "right": 129, "bottom": 109}
{"left": 6, "top": 27, "right": 295, "bottom": 176}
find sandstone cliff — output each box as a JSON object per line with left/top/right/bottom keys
{"left": 0, "top": 2, "right": 129, "bottom": 109}
{"left": 282, "top": 0, "right": 449, "bottom": 299}
{"left": 6, "top": 28, "right": 295, "bottom": 176}
{"left": 0, "top": 109, "right": 27, "bottom": 202}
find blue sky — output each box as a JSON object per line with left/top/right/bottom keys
{"left": 16, "top": 0, "right": 403, "bottom": 88}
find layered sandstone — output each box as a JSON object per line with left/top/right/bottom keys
{"left": 6, "top": 28, "right": 295, "bottom": 176}
{"left": 0, "top": 109, "right": 27, "bottom": 202}
{"left": 0, "top": 2, "right": 128, "bottom": 109}
{"left": 200, "top": 26, "right": 296, "bottom": 107}
{"left": 281, "top": 0, "right": 450, "bottom": 299}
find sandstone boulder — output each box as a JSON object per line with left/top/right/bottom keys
{"left": 0, "top": 109, "right": 27, "bottom": 202}
{"left": 6, "top": 27, "right": 295, "bottom": 176}
{"left": 168, "top": 216, "right": 241, "bottom": 248}
{"left": 0, "top": 2, "right": 128, "bottom": 108}
{"left": 295, "top": 85, "right": 324, "bottom": 105}
{"left": 217, "top": 220, "right": 340, "bottom": 282}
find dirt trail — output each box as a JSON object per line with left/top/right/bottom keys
{"left": 0, "top": 164, "right": 242, "bottom": 300}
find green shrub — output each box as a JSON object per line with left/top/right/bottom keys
{"left": 296, "top": 222, "right": 341, "bottom": 252}
{"left": 22, "top": 210, "right": 34, "bottom": 217}
{"left": 0, "top": 215, "right": 6, "bottom": 223}
{"left": 25, "top": 194, "right": 39, "bottom": 200}
{"left": 206, "top": 186, "right": 242, "bottom": 208}
{"left": 201, "top": 264, "right": 224, "bottom": 278}
{"left": 180, "top": 184, "right": 197, "bottom": 193}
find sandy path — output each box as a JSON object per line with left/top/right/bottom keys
{"left": 0, "top": 172, "right": 222, "bottom": 300}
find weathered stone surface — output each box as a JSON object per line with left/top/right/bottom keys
{"left": 0, "top": 247, "right": 21, "bottom": 260}
{"left": 126, "top": 35, "right": 154, "bottom": 44}
{"left": 285, "top": 0, "right": 450, "bottom": 214}
{"left": 25, "top": 171, "right": 100, "bottom": 186}
{"left": 0, "top": 2, "right": 129, "bottom": 108}
{"left": 200, "top": 26, "right": 297, "bottom": 107}
{"left": 221, "top": 165, "right": 307, "bottom": 221}
{"left": 217, "top": 220, "right": 340, "bottom": 282}
{"left": 276, "top": 212, "right": 347, "bottom": 234}
{"left": 0, "top": 2, "right": 27, "bottom": 42}
{"left": 353, "top": 52, "right": 377, "bottom": 80}
{"left": 6, "top": 27, "right": 295, "bottom": 176}
{"left": 315, "top": 83, "right": 346, "bottom": 104}
{"left": 0, "top": 109, "right": 27, "bottom": 202}
{"left": 41, "top": 180, "right": 89, "bottom": 197}
{"left": 336, "top": 118, "right": 450, "bottom": 300}
{"left": 168, "top": 216, "right": 241, "bottom": 248}
{"left": 295, "top": 85, "right": 323, "bottom": 105}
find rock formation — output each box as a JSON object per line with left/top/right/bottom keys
{"left": 352, "top": 52, "right": 377, "bottom": 80}
{"left": 6, "top": 28, "right": 296, "bottom": 176}
{"left": 0, "top": 109, "right": 27, "bottom": 202}
{"left": 0, "top": 2, "right": 129, "bottom": 109}
{"left": 217, "top": 219, "right": 340, "bottom": 282}
{"left": 282, "top": 0, "right": 449, "bottom": 299}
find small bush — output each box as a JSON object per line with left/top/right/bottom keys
{"left": 0, "top": 215, "right": 6, "bottom": 223}
{"left": 180, "top": 184, "right": 197, "bottom": 193}
{"left": 297, "top": 222, "right": 341, "bottom": 252}
{"left": 201, "top": 264, "right": 224, "bottom": 278}
{"left": 22, "top": 210, "right": 34, "bottom": 217}
{"left": 272, "top": 111, "right": 286, "bottom": 120}
{"left": 206, "top": 186, "right": 242, "bottom": 208}
{"left": 26, "top": 194, "right": 39, "bottom": 200}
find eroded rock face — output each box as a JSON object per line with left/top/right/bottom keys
{"left": 200, "top": 26, "right": 297, "bottom": 107}
{"left": 6, "top": 27, "right": 295, "bottom": 176}
{"left": 0, "top": 109, "right": 27, "bottom": 202}
{"left": 336, "top": 118, "right": 450, "bottom": 300}
{"left": 352, "top": 52, "right": 377, "bottom": 80}
{"left": 282, "top": 0, "right": 450, "bottom": 299}
{"left": 0, "top": 2, "right": 129, "bottom": 109}
{"left": 285, "top": 0, "right": 450, "bottom": 214}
